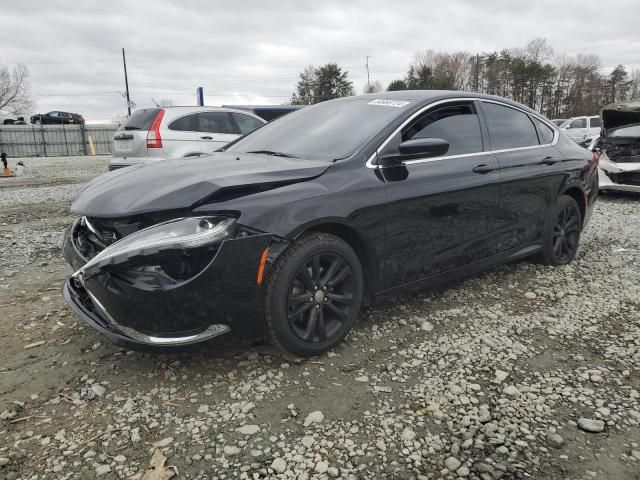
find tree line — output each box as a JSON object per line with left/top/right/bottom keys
{"left": 291, "top": 38, "right": 640, "bottom": 118}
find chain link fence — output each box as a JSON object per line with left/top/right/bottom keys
{"left": 0, "top": 124, "right": 118, "bottom": 158}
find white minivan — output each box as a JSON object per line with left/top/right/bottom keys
{"left": 559, "top": 115, "right": 601, "bottom": 143}
{"left": 109, "top": 107, "right": 266, "bottom": 171}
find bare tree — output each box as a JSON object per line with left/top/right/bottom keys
{"left": 363, "top": 80, "right": 383, "bottom": 94}
{"left": 630, "top": 70, "right": 640, "bottom": 100}
{"left": 0, "top": 64, "right": 32, "bottom": 115}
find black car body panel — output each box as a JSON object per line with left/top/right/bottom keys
{"left": 62, "top": 91, "right": 597, "bottom": 348}
{"left": 71, "top": 152, "right": 332, "bottom": 218}
{"left": 63, "top": 217, "right": 272, "bottom": 346}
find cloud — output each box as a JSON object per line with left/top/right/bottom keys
{"left": 1, "top": 0, "right": 638, "bottom": 119}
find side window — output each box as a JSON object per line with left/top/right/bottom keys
{"left": 532, "top": 117, "right": 555, "bottom": 145}
{"left": 49, "top": 112, "right": 58, "bottom": 117}
{"left": 482, "top": 102, "right": 539, "bottom": 149}
{"left": 590, "top": 116, "right": 601, "bottom": 128}
{"left": 401, "top": 103, "right": 483, "bottom": 156}
{"left": 231, "top": 113, "right": 264, "bottom": 135}
{"left": 568, "top": 118, "right": 587, "bottom": 129}
{"left": 168, "top": 114, "right": 197, "bottom": 132}
{"left": 198, "top": 112, "right": 236, "bottom": 134}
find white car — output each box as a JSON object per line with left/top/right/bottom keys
{"left": 559, "top": 115, "right": 601, "bottom": 143}
{"left": 109, "top": 107, "right": 266, "bottom": 171}
{"left": 588, "top": 101, "right": 640, "bottom": 193}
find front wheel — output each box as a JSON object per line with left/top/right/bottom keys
{"left": 538, "top": 195, "right": 582, "bottom": 266}
{"left": 264, "top": 233, "right": 364, "bottom": 357}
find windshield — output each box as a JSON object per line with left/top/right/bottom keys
{"left": 226, "top": 98, "right": 411, "bottom": 161}
{"left": 610, "top": 124, "right": 640, "bottom": 138}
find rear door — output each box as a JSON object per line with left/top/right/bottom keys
{"left": 480, "top": 101, "right": 564, "bottom": 249}
{"left": 588, "top": 116, "right": 601, "bottom": 136}
{"left": 163, "top": 113, "right": 199, "bottom": 157}
{"left": 197, "top": 112, "right": 239, "bottom": 153}
{"left": 112, "top": 108, "right": 161, "bottom": 160}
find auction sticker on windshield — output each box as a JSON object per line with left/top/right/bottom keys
{"left": 368, "top": 99, "right": 410, "bottom": 107}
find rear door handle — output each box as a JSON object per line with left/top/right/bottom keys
{"left": 114, "top": 134, "right": 134, "bottom": 140}
{"left": 542, "top": 156, "right": 560, "bottom": 165}
{"left": 472, "top": 164, "right": 497, "bottom": 174}
{"left": 200, "top": 136, "right": 213, "bottom": 140}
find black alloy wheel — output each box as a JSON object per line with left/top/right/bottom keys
{"left": 265, "top": 232, "right": 364, "bottom": 357}
{"left": 539, "top": 195, "right": 581, "bottom": 266}
{"left": 287, "top": 252, "right": 356, "bottom": 343}
{"left": 552, "top": 203, "right": 580, "bottom": 262}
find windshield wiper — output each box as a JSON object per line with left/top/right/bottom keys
{"left": 246, "top": 150, "right": 297, "bottom": 158}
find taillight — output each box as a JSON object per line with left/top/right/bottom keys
{"left": 146, "top": 109, "right": 165, "bottom": 148}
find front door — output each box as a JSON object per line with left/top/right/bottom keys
{"left": 382, "top": 100, "right": 502, "bottom": 288}
{"left": 197, "top": 112, "right": 239, "bottom": 153}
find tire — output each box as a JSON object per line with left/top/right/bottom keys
{"left": 34, "top": 119, "right": 41, "bottom": 125}
{"left": 264, "top": 232, "right": 364, "bottom": 357}
{"left": 538, "top": 195, "right": 582, "bottom": 266}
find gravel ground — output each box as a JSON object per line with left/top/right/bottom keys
{"left": 0, "top": 156, "right": 639, "bottom": 480}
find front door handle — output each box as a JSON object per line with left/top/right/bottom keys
{"left": 200, "top": 136, "right": 213, "bottom": 140}
{"left": 472, "top": 164, "right": 497, "bottom": 174}
{"left": 542, "top": 156, "right": 560, "bottom": 165}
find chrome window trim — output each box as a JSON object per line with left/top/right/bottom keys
{"left": 366, "top": 97, "right": 559, "bottom": 169}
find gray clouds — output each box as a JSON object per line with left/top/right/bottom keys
{"left": 1, "top": 0, "right": 639, "bottom": 120}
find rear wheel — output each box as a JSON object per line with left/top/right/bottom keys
{"left": 264, "top": 233, "right": 364, "bottom": 357}
{"left": 539, "top": 195, "right": 581, "bottom": 266}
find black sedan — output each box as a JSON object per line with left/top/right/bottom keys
{"left": 31, "top": 111, "right": 85, "bottom": 125}
{"left": 62, "top": 91, "right": 598, "bottom": 356}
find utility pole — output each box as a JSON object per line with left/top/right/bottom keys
{"left": 122, "top": 48, "right": 131, "bottom": 116}
{"left": 475, "top": 53, "right": 480, "bottom": 92}
{"left": 365, "top": 56, "right": 371, "bottom": 92}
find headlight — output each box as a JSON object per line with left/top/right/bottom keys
{"left": 76, "top": 216, "right": 236, "bottom": 279}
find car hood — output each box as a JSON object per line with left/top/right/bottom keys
{"left": 601, "top": 101, "right": 640, "bottom": 135}
{"left": 71, "top": 152, "right": 332, "bottom": 218}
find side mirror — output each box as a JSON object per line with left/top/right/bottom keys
{"left": 378, "top": 137, "right": 449, "bottom": 167}
{"left": 398, "top": 137, "right": 449, "bottom": 156}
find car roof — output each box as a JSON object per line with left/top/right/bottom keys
{"left": 145, "top": 106, "right": 266, "bottom": 121}
{"left": 333, "top": 90, "right": 551, "bottom": 120}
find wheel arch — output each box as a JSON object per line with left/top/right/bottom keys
{"left": 561, "top": 185, "right": 586, "bottom": 226}
{"left": 293, "top": 221, "right": 378, "bottom": 297}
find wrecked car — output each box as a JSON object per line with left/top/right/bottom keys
{"left": 592, "top": 101, "right": 640, "bottom": 193}
{"left": 62, "top": 91, "right": 597, "bottom": 356}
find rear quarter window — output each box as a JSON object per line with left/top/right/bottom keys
{"left": 120, "top": 108, "right": 161, "bottom": 131}
{"left": 168, "top": 114, "right": 197, "bottom": 131}
{"left": 532, "top": 117, "right": 555, "bottom": 144}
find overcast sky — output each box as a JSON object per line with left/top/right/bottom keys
{"left": 2, "top": 0, "right": 639, "bottom": 121}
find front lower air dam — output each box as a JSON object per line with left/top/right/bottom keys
{"left": 62, "top": 216, "right": 272, "bottom": 348}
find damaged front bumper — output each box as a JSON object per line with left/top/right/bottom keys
{"left": 598, "top": 155, "right": 640, "bottom": 193}
{"left": 62, "top": 217, "right": 272, "bottom": 348}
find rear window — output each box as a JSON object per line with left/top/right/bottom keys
{"left": 120, "top": 108, "right": 161, "bottom": 131}
{"left": 482, "top": 102, "right": 539, "bottom": 149}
